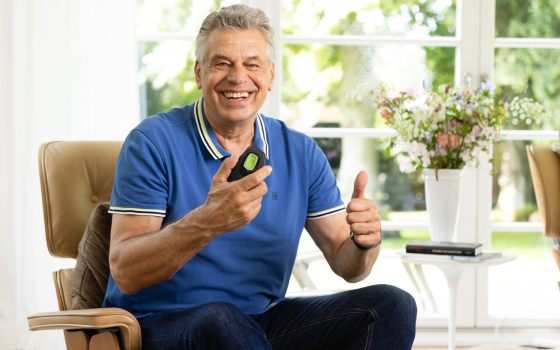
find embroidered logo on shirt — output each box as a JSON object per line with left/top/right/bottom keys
{"left": 272, "top": 192, "right": 279, "bottom": 200}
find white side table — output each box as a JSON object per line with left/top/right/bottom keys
{"left": 397, "top": 251, "right": 516, "bottom": 350}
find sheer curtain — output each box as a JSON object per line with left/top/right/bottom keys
{"left": 0, "top": 0, "right": 138, "bottom": 348}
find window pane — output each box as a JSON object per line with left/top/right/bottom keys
{"left": 282, "top": 0, "right": 457, "bottom": 37}
{"left": 489, "top": 231, "right": 560, "bottom": 318}
{"left": 313, "top": 137, "right": 428, "bottom": 222}
{"left": 492, "top": 140, "right": 555, "bottom": 223}
{"left": 139, "top": 41, "right": 201, "bottom": 118}
{"left": 136, "top": 0, "right": 240, "bottom": 34}
{"left": 494, "top": 48, "right": 560, "bottom": 131}
{"left": 495, "top": 0, "right": 560, "bottom": 38}
{"left": 292, "top": 230, "right": 449, "bottom": 317}
{"left": 282, "top": 44, "right": 455, "bottom": 128}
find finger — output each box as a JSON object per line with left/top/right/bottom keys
{"left": 350, "top": 222, "right": 380, "bottom": 236}
{"left": 243, "top": 201, "right": 262, "bottom": 223}
{"left": 245, "top": 181, "right": 268, "bottom": 202}
{"left": 213, "top": 153, "right": 241, "bottom": 184}
{"left": 353, "top": 232, "right": 381, "bottom": 248}
{"left": 347, "top": 198, "right": 378, "bottom": 213}
{"left": 351, "top": 170, "right": 369, "bottom": 200}
{"left": 346, "top": 211, "right": 375, "bottom": 225}
{"left": 238, "top": 165, "right": 272, "bottom": 191}
{"left": 250, "top": 201, "right": 262, "bottom": 217}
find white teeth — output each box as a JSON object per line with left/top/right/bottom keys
{"left": 224, "top": 92, "right": 250, "bottom": 99}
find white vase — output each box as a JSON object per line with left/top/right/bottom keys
{"left": 424, "top": 169, "right": 464, "bottom": 242}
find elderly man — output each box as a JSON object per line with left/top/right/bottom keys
{"left": 103, "top": 4, "right": 416, "bottom": 350}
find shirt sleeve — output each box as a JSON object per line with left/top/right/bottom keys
{"left": 306, "top": 139, "right": 345, "bottom": 220}
{"left": 108, "top": 129, "right": 168, "bottom": 217}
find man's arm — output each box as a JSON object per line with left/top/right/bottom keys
{"left": 304, "top": 170, "right": 381, "bottom": 283}
{"left": 109, "top": 153, "right": 272, "bottom": 294}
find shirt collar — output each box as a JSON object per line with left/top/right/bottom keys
{"left": 194, "top": 97, "right": 269, "bottom": 160}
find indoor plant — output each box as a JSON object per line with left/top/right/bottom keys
{"left": 350, "top": 81, "right": 550, "bottom": 242}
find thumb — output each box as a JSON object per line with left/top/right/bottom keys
{"left": 213, "top": 153, "right": 240, "bottom": 183}
{"left": 351, "top": 170, "right": 368, "bottom": 199}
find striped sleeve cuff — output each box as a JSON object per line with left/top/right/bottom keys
{"left": 306, "top": 205, "right": 346, "bottom": 220}
{"left": 108, "top": 206, "right": 166, "bottom": 217}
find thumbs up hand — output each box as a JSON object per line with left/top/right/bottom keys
{"left": 346, "top": 170, "right": 382, "bottom": 250}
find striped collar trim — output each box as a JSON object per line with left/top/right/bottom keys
{"left": 256, "top": 112, "right": 269, "bottom": 159}
{"left": 194, "top": 97, "right": 270, "bottom": 160}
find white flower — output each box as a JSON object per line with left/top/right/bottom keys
{"left": 421, "top": 154, "right": 431, "bottom": 167}
{"left": 464, "top": 134, "right": 475, "bottom": 144}
{"left": 399, "top": 159, "right": 413, "bottom": 173}
{"left": 461, "top": 150, "right": 470, "bottom": 162}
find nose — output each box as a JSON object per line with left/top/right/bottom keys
{"left": 227, "top": 63, "right": 248, "bottom": 84}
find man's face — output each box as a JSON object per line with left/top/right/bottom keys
{"left": 195, "top": 29, "right": 275, "bottom": 125}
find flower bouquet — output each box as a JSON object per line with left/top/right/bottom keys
{"left": 349, "top": 81, "right": 550, "bottom": 242}
{"left": 350, "top": 81, "right": 550, "bottom": 175}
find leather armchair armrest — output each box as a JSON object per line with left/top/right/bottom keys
{"left": 28, "top": 308, "right": 141, "bottom": 350}
{"left": 526, "top": 145, "right": 560, "bottom": 238}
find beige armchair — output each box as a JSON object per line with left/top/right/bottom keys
{"left": 526, "top": 145, "right": 560, "bottom": 289}
{"left": 27, "top": 141, "right": 141, "bottom": 350}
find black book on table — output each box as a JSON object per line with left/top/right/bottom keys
{"left": 405, "top": 240, "right": 483, "bottom": 256}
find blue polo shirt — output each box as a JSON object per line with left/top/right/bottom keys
{"left": 103, "top": 98, "right": 345, "bottom": 318}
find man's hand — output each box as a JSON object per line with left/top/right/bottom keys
{"left": 346, "top": 170, "right": 381, "bottom": 248}
{"left": 199, "top": 153, "right": 272, "bottom": 236}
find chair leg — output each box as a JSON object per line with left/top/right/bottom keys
{"left": 63, "top": 330, "right": 90, "bottom": 350}
{"left": 90, "top": 332, "right": 121, "bottom": 350}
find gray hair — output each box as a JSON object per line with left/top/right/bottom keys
{"left": 195, "top": 4, "right": 275, "bottom": 64}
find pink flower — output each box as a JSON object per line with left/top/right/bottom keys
{"left": 399, "top": 159, "right": 413, "bottom": 173}
{"left": 405, "top": 87, "right": 418, "bottom": 97}
{"left": 494, "top": 133, "right": 501, "bottom": 142}
{"left": 472, "top": 125, "right": 480, "bottom": 137}
{"left": 482, "top": 126, "right": 494, "bottom": 136}
{"left": 437, "top": 134, "right": 461, "bottom": 150}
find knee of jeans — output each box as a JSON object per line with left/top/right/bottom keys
{"left": 363, "top": 285, "right": 417, "bottom": 319}
{"left": 381, "top": 285, "right": 417, "bottom": 321}
{"left": 195, "top": 301, "right": 247, "bottom": 333}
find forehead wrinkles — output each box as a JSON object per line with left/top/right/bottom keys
{"left": 211, "top": 43, "right": 263, "bottom": 62}
{"left": 205, "top": 30, "right": 267, "bottom": 63}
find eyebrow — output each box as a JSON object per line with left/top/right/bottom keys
{"left": 209, "top": 54, "right": 231, "bottom": 62}
{"left": 246, "top": 55, "right": 263, "bottom": 62}
{"left": 209, "top": 54, "right": 264, "bottom": 62}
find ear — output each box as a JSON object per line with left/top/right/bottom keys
{"left": 268, "top": 62, "right": 275, "bottom": 92}
{"left": 194, "top": 60, "right": 202, "bottom": 90}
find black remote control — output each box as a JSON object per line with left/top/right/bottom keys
{"left": 227, "top": 147, "right": 266, "bottom": 182}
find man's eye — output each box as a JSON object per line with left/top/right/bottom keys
{"left": 217, "top": 62, "right": 228, "bottom": 66}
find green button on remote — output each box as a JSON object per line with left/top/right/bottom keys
{"left": 227, "top": 147, "right": 266, "bottom": 182}
{"left": 244, "top": 153, "right": 258, "bottom": 170}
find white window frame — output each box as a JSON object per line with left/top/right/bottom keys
{"left": 136, "top": 0, "right": 560, "bottom": 329}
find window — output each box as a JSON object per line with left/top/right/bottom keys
{"left": 136, "top": 0, "right": 560, "bottom": 328}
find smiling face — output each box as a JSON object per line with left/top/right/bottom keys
{"left": 195, "top": 29, "right": 275, "bottom": 127}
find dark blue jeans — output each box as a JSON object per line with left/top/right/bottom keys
{"left": 138, "top": 284, "right": 417, "bottom": 350}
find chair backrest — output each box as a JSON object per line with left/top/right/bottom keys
{"left": 39, "top": 141, "right": 123, "bottom": 258}
{"left": 526, "top": 145, "right": 560, "bottom": 239}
